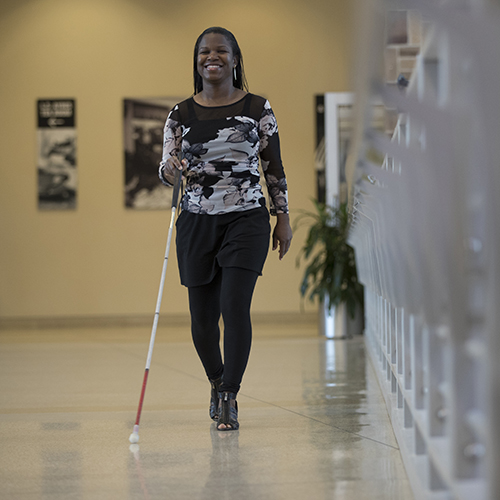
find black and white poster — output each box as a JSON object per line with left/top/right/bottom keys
{"left": 37, "top": 99, "right": 77, "bottom": 210}
{"left": 123, "top": 98, "right": 178, "bottom": 209}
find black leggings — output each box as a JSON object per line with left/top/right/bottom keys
{"left": 188, "top": 267, "right": 259, "bottom": 394}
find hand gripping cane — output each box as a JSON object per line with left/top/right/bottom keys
{"left": 129, "top": 168, "right": 183, "bottom": 444}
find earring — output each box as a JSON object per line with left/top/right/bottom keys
{"left": 234, "top": 67, "right": 237, "bottom": 80}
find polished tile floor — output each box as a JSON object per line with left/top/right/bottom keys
{"left": 0, "top": 324, "right": 414, "bottom": 499}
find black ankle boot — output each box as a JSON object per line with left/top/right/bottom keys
{"left": 209, "top": 377, "right": 222, "bottom": 421}
{"left": 217, "top": 391, "right": 239, "bottom": 431}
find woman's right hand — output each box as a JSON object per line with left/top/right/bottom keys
{"left": 162, "top": 157, "right": 187, "bottom": 184}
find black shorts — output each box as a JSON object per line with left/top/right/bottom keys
{"left": 175, "top": 207, "right": 271, "bottom": 287}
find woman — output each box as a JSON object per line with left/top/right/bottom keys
{"left": 159, "top": 27, "right": 292, "bottom": 431}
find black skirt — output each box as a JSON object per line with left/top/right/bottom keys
{"left": 175, "top": 207, "right": 271, "bottom": 287}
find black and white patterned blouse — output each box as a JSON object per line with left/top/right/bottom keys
{"left": 158, "top": 93, "right": 288, "bottom": 216}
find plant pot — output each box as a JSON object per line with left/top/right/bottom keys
{"left": 319, "top": 300, "right": 346, "bottom": 339}
{"left": 319, "top": 299, "right": 364, "bottom": 339}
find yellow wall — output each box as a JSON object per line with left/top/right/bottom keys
{"left": 0, "top": 0, "right": 354, "bottom": 320}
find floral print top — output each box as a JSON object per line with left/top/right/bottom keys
{"left": 158, "top": 93, "right": 288, "bottom": 215}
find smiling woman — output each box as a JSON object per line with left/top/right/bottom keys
{"left": 157, "top": 26, "right": 292, "bottom": 432}
{"left": 197, "top": 37, "right": 233, "bottom": 84}
{"left": 192, "top": 27, "right": 249, "bottom": 99}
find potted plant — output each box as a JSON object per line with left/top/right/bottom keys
{"left": 295, "top": 199, "right": 364, "bottom": 338}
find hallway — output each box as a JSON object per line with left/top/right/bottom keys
{"left": 0, "top": 325, "right": 413, "bottom": 499}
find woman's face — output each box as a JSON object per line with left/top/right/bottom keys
{"left": 197, "top": 33, "right": 236, "bottom": 86}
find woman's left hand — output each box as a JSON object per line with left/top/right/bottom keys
{"left": 273, "top": 213, "right": 293, "bottom": 260}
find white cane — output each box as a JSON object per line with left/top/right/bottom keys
{"left": 129, "top": 167, "right": 183, "bottom": 444}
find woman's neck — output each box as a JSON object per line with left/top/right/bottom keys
{"left": 194, "top": 83, "right": 246, "bottom": 107}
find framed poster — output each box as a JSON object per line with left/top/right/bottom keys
{"left": 123, "top": 97, "right": 179, "bottom": 209}
{"left": 37, "top": 99, "right": 77, "bottom": 210}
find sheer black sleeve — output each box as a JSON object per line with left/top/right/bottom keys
{"left": 258, "top": 100, "right": 289, "bottom": 215}
{"left": 158, "top": 105, "right": 182, "bottom": 187}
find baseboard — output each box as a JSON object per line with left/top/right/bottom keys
{"left": 0, "top": 311, "right": 318, "bottom": 330}
{"left": 0, "top": 314, "right": 189, "bottom": 330}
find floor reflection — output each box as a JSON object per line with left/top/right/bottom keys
{"left": 127, "top": 443, "right": 196, "bottom": 499}
{"left": 201, "top": 425, "right": 248, "bottom": 499}
{"left": 303, "top": 339, "right": 368, "bottom": 429}
{"left": 127, "top": 425, "right": 248, "bottom": 500}
{"left": 40, "top": 422, "right": 83, "bottom": 499}
{"left": 42, "top": 450, "right": 82, "bottom": 499}
{"left": 1, "top": 332, "right": 412, "bottom": 499}
{"left": 128, "top": 444, "right": 151, "bottom": 500}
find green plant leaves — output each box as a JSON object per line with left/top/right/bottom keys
{"left": 294, "top": 199, "right": 364, "bottom": 319}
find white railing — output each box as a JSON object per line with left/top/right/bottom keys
{"left": 346, "top": 1, "right": 500, "bottom": 499}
